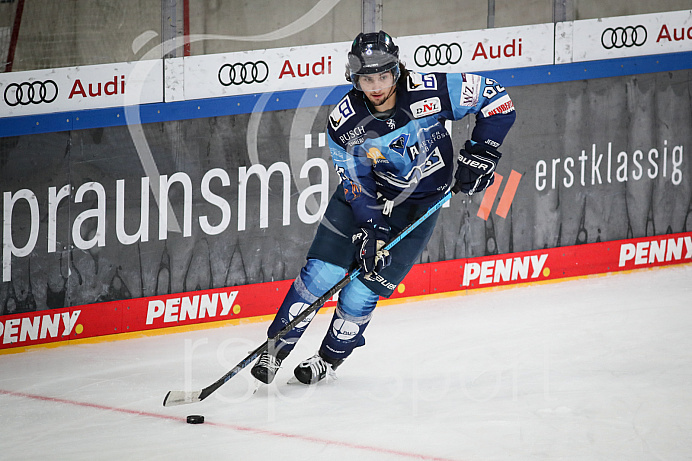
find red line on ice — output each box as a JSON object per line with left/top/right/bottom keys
{"left": 0, "top": 389, "right": 460, "bottom": 461}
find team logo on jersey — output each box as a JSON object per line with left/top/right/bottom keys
{"left": 388, "top": 134, "right": 409, "bottom": 156}
{"left": 410, "top": 97, "right": 441, "bottom": 118}
{"left": 329, "top": 96, "right": 355, "bottom": 130}
{"left": 374, "top": 146, "right": 445, "bottom": 190}
{"left": 407, "top": 72, "right": 438, "bottom": 91}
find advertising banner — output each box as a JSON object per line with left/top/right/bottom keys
{"left": 2, "top": 230, "right": 689, "bottom": 351}
{"left": 556, "top": 9, "right": 692, "bottom": 63}
{"left": 0, "top": 60, "right": 163, "bottom": 117}
{"left": 2, "top": 10, "right": 690, "bottom": 117}
{"left": 397, "top": 23, "right": 554, "bottom": 74}
{"left": 173, "top": 22, "right": 554, "bottom": 103}
{"left": 175, "top": 41, "right": 350, "bottom": 102}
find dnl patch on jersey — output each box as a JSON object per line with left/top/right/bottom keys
{"left": 329, "top": 96, "right": 355, "bottom": 130}
{"left": 410, "top": 97, "right": 441, "bottom": 118}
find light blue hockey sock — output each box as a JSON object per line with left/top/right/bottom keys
{"left": 266, "top": 259, "right": 346, "bottom": 357}
{"left": 320, "top": 277, "right": 379, "bottom": 362}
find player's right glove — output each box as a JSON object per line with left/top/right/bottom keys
{"left": 452, "top": 140, "right": 502, "bottom": 196}
{"left": 352, "top": 223, "right": 391, "bottom": 275}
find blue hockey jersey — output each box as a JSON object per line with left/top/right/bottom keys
{"left": 326, "top": 70, "right": 516, "bottom": 229}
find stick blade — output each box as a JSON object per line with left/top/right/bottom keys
{"left": 163, "top": 390, "right": 202, "bottom": 407}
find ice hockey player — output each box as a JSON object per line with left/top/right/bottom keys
{"left": 251, "top": 30, "right": 516, "bottom": 385}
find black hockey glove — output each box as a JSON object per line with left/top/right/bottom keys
{"left": 452, "top": 140, "right": 503, "bottom": 196}
{"left": 352, "top": 224, "right": 392, "bottom": 275}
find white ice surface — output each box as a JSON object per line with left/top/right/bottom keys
{"left": 1, "top": 264, "right": 691, "bottom": 461}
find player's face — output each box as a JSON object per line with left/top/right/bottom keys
{"left": 359, "top": 71, "right": 396, "bottom": 109}
{"left": 359, "top": 71, "right": 395, "bottom": 93}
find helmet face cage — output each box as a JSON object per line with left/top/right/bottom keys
{"left": 347, "top": 31, "right": 400, "bottom": 92}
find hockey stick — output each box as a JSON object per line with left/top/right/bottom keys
{"left": 163, "top": 190, "right": 453, "bottom": 407}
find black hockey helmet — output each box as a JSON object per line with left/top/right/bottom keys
{"left": 347, "top": 30, "right": 400, "bottom": 91}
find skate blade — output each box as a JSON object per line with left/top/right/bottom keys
{"left": 286, "top": 372, "right": 338, "bottom": 385}
{"left": 286, "top": 376, "right": 303, "bottom": 385}
{"left": 252, "top": 379, "right": 265, "bottom": 394}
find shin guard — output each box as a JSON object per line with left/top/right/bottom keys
{"left": 266, "top": 259, "right": 346, "bottom": 357}
{"left": 319, "top": 277, "right": 379, "bottom": 361}
{"left": 320, "top": 308, "right": 372, "bottom": 362}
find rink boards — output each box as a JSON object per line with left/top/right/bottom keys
{"left": 1, "top": 10, "right": 692, "bottom": 351}
{"left": 1, "top": 230, "right": 689, "bottom": 351}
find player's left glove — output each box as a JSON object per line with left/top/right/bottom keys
{"left": 452, "top": 140, "right": 502, "bottom": 196}
{"left": 352, "top": 223, "right": 391, "bottom": 275}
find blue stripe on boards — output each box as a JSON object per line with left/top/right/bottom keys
{"left": 1, "top": 51, "right": 690, "bottom": 138}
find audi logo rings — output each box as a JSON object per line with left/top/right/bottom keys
{"left": 601, "top": 25, "right": 647, "bottom": 49}
{"left": 414, "top": 43, "right": 462, "bottom": 67}
{"left": 218, "top": 61, "right": 269, "bottom": 86}
{"left": 4, "top": 80, "right": 58, "bottom": 106}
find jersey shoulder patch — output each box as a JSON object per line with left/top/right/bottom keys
{"left": 407, "top": 71, "right": 438, "bottom": 92}
{"left": 328, "top": 94, "right": 356, "bottom": 131}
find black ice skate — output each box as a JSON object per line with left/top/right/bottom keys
{"left": 251, "top": 350, "right": 287, "bottom": 384}
{"left": 291, "top": 351, "right": 344, "bottom": 385}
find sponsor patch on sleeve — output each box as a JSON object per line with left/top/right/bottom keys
{"left": 480, "top": 94, "right": 515, "bottom": 117}
{"left": 460, "top": 73, "right": 482, "bottom": 107}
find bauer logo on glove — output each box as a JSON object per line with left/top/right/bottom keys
{"left": 452, "top": 140, "right": 503, "bottom": 196}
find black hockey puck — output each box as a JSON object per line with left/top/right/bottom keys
{"left": 186, "top": 415, "right": 204, "bottom": 424}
